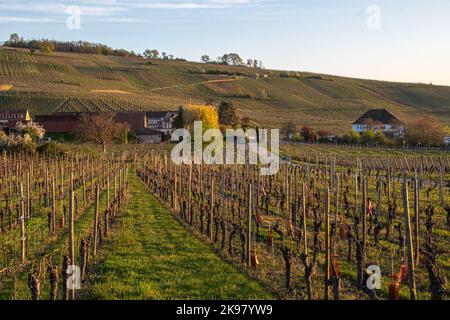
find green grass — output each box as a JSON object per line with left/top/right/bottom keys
{"left": 80, "top": 174, "right": 273, "bottom": 300}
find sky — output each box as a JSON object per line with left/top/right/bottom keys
{"left": 1, "top": 0, "right": 450, "bottom": 85}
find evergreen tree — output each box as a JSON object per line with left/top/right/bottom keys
{"left": 173, "top": 107, "right": 185, "bottom": 129}
{"left": 218, "top": 101, "right": 239, "bottom": 128}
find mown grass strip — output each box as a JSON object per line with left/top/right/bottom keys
{"left": 81, "top": 174, "right": 273, "bottom": 300}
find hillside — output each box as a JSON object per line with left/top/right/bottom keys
{"left": 1, "top": 47, "right": 449, "bottom": 133}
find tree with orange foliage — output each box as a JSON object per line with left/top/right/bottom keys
{"left": 405, "top": 114, "right": 445, "bottom": 146}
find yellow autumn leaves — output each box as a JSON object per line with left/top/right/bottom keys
{"left": 184, "top": 104, "right": 219, "bottom": 130}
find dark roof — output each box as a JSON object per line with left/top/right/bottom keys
{"left": 0, "top": 109, "right": 28, "bottom": 118}
{"left": 353, "top": 109, "right": 403, "bottom": 125}
{"left": 135, "top": 127, "right": 162, "bottom": 136}
{"left": 146, "top": 111, "right": 177, "bottom": 119}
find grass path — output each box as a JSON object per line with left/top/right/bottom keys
{"left": 81, "top": 174, "right": 272, "bottom": 300}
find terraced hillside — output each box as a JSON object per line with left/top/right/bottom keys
{"left": 1, "top": 47, "right": 449, "bottom": 133}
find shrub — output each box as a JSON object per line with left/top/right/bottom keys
{"left": 36, "top": 141, "right": 68, "bottom": 157}
{"left": 300, "top": 126, "right": 319, "bottom": 142}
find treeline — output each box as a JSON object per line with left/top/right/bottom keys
{"left": 201, "top": 53, "right": 264, "bottom": 68}
{"left": 2, "top": 33, "right": 185, "bottom": 60}
{"left": 3, "top": 33, "right": 139, "bottom": 57}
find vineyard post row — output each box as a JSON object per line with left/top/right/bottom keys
{"left": 136, "top": 150, "right": 448, "bottom": 300}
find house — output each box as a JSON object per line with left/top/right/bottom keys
{"left": 0, "top": 109, "right": 31, "bottom": 130}
{"left": 146, "top": 111, "right": 177, "bottom": 134}
{"left": 352, "top": 109, "right": 404, "bottom": 138}
{"left": 134, "top": 127, "right": 162, "bottom": 144}
{"left": 444, "top": 136, "right": 450, "bottom": 145}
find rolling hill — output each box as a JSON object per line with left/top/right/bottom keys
{"left": 1, "top": 47, "right": 449, "bottom": 133}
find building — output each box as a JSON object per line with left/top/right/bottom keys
{"left": 0, "top": 109, "right": 31, "bottom": 130}
{"left": 445, "top": 136, "right": 450, "bottom": 145}
{"left": 146, "top": 111, "right": 177, "bottom": 134}
{"left": 35, "top": 112, "right": 147, "bottom": 134}
{"left": 352, "top": 109, "right": 404, "bottom": 138}
{"left": 35, "top": 113, "right": 83, "bottom": 134}
{"left": 135, "top": 127, "right": 162, "bottom": 144}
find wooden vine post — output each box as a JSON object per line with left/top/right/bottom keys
{"left": 68, "top": 182, "right": 76, "bottom": 300}
{"left": 247, "top": 182, "right": 253, "bottom": 267}
{"left": 413, "top": 171, "right": 420, "bottom": 265}
{"left": 173, "top": 166, "right": 178, "bottom": 211}
{"left": 209, "top": 174, "right": 214, "bottom": 242}
{"left": 51, "top": 177, "right": 57, "bottom": 235}
{"left": 93, "top": 183, "right": 100, "bottom": 257}
{"left": 324, "top": 186, "right": 331, "bottom": 300}
{"left": 402, "top": 176, "right": 417, "bottom": 300}
{"left": 19, "top": 183, "right": 26, "bottom": 263}
{"left": 302, "top": 182, "right": 308, "bottom": 256}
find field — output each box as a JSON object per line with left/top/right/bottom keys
{"left": 0, "top": 143, "right": 448, "bottom": 300}
{"left": 1, "top": 47, "right": 450, "bottom": 133}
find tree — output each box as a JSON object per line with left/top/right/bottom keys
{"left": 300, "top": 126, "right": 318, "bottom": 142}
{"left": 201, "top": 55, "right": 210, "bottom": 63}
{"left": 40, "top": 41, "right": 55, "bottom": 54}
{"left": 374, "top": 131, "right": 392, "bottom": 145}
{"left": 344, "top": 130, "right": 360, "bottom": 144}
{"left": 218, "top": 53, "right": 243, "bottom": 66}
{"left": 15, "top": 121, "right": 45, "bottom": 142}
{"left": 218, "top": 101, "right": 240, "bottom": 128}
{"left": 143, "top": 49, "right": 160, "bottom": 59}
{"left": 228, "top": 53, "right": 243, "bottom": 66}
{"left": 184, "top": 104, "right": 219, "bottom": 130}
{"left": 173, "top": 107, "right": 185, "bottom": 129}
{"left": 405, "top": 114, "right": 445, "bottom": 146}
{"left": 150, "top": 49, "right": 160, "bottom": 59}
{"left": 77, "top": 113, "right": 128, "bottom": 153}
{"left": 8, "top": 33, "right": 20, "bottom": 44}
{"left": 361, "top": 130, "right": 376, "bottom": 145}
{"left": 283, "top": 122, "right": 297, "bottom": 140}
{"left": 28, "top": 40, "right": 39, "bottom": 53}
{"left": 444, "top": 126, "right": 450, "bottom": 136}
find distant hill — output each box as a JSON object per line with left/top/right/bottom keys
{"left": 1, "top": 47, "right": 449, "bottom": 133}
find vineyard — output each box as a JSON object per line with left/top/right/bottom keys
{"left": 1, "top": 47, "right": 450, "bottom": 132}
{"left": 0, "top": 151, "right": 130, "bottom": 299}
{"left": 0, "top": 145, "right": 448, "bottom": 300}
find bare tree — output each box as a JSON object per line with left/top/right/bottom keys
{"left": 405, "top": 114, "right": 445, "bottom": 146}
{"left": 77, "top": 113, "right": 127, "bottom": 152}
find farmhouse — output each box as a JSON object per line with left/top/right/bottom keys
{"left": 352, "top": 109, "right": 404, "bottom": 138}
{"left": 146, "top": 111, "right": 177, "bottom": 134}
{"left": 0, "top": 109, "right": 31, "bottom": 130}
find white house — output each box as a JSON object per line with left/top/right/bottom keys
{"left": 352, "top": 109, "right": 404, "bottom": 138}
{"left": 146, "top": 111, "right": 177, "bottom": 134}
{"left": 444, "top": 136, "right": 450, "bottom": 145}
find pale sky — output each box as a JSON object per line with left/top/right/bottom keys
{"left": 1, "top": 0, "right": 450, "bottom": 85}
